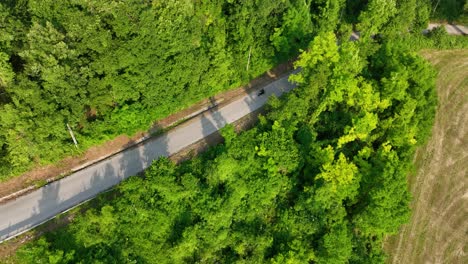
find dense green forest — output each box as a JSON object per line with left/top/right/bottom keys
{"left": 0, "top": 0, "right": 332, "bottom": 179}
{"left": 3, "top": 0, "right": 468, "bottom": 262}
{"left": 0, "top": 0, "right": 446, "bottom": 180}
{"left": 16, "top": 31, "right": 439, "bottom": 263}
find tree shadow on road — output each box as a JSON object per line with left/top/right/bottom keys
{"left": 13, "top": 161, "right": 132, "bottom": 262}
{"left": 200, "top": 97, "right": 229, "bottom": 149}
{"left": 1, "top": 70, "right": 299, "bottom": 243}
{"left": 0, "top": 180, "right": 62, "bottom": 241}
{"left": 0, "top": 132, "right": 170, "bottom": 243}
{"left": 115, "top": 127, "right": 171, "bottom": 184}
{"left": 449, "top": 24, "right": 467, "bottom": 36}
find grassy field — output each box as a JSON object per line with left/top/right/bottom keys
{"left": 385, "top": 49, "right": 468, "bottom": 263}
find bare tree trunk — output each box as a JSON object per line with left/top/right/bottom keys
{"left": 246, "top": 46, "right": 252, "bottom": 71}
{"left": 67, "top": 123, "right": 79, "bottom": 148}
{"left": 432, "top": 0, "right": 441, "bottom": 14}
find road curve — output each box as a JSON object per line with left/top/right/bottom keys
{"left": 0, "top": 72, "right": 297, "bottom": 242}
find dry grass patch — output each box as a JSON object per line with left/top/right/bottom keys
{"left": 385, "top": 49, "right": 468, "bottom": 264}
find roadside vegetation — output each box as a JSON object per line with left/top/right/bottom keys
{"left": 1, "top": 0, "right": 467, "bottom": 263}
{"left": 0, "top": 0, "right": 446, "bottom": 181}
{"left": 13, "top": 15, "right": 441, "bottom": 264}
{"left": 385, "top": 49, "right": 468, "bottom": 264}
{"left": 430, "top": 0, "right": 468, "bottom": 24}
{"left": 0, "top": 0, "right": 320, "bottom": 180}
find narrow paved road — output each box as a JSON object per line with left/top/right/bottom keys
{"left": 1, "top": 23, "right": 465, "bottom": 243}
{"left": 0, "top": 73, "right": 297, "bottom": 242}
{"left": 427, "top": 23, "right": 468, "bottom": 35}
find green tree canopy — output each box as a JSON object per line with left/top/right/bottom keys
{"left": 17, "top": 29, "right": 437, "bottom": 263}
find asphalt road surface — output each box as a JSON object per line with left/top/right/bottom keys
{"left": 0, "top": 72, "right": 297, "bottom": 242}
{"left": 1, "top": 23, "right": 465, "bottom": 242}
{"left": 427, "top": 23, "right": 468, "bottom": 35}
